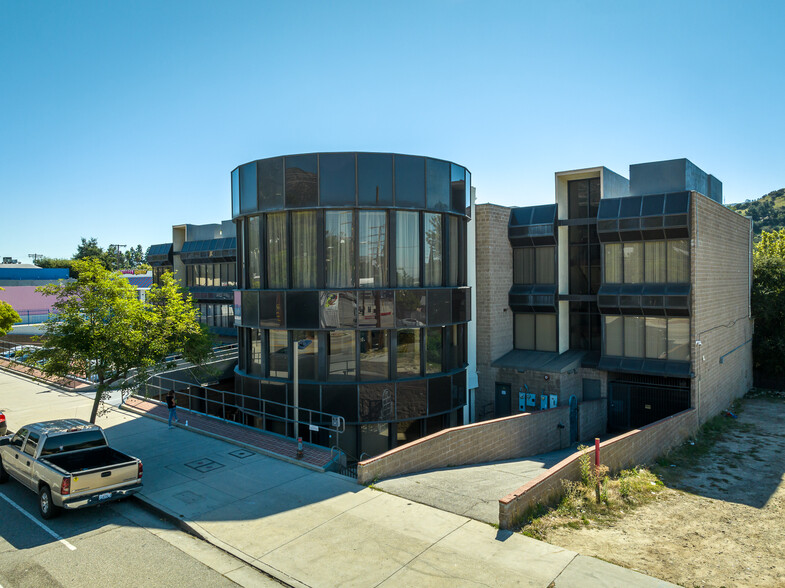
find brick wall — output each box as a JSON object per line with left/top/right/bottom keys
{"left": 357, "top": 406, "right": 570, "bottom": 484}
{"left": 498, "top": 408, "right": 698, "bottom": 529}
{"left": 691, "top": 194, "right": 753, "bottom": 425}
{"left": 475, "top": 204, "right": 513, "bottom": 417}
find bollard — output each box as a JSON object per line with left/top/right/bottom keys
{"left": 296, "top": 437, "right": 304, "bottom": 459}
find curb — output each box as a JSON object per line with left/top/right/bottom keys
{"left": 132, "top": 494, "right": 308, "bottom": 588}
{"left": 119, "top": 403, "right": 332, "bottom": 473}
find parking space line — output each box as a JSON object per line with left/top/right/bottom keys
{"left": 0, "top": 492, "right": 77, "bottom": 551}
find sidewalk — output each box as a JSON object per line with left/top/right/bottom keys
{"left": 0, "top": 369, "right": 680, "bottom": 588}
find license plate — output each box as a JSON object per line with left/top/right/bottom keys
{"left": 98, "top": 492, "right": 111, "bottom": 500}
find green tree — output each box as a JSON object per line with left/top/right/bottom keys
{"left": 0, "top": 287, "right": 21, "bottom": 336}
{"left": 35, "top": 257, "right": 77, "bottom": 278}
{"left": 74, "top": 237, "right": 116, "bottom": 269}
{"left": 29, "top": 259, "right": 211, "bottom": 423}
{"left": 752, "top": 229, "right": 785, "bottom": 377}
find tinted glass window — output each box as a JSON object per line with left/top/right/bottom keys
{"left": 424, "top": 213, "right": 443, "bottom": 286}
{"left": 668, "top": 318, "right": 690, "bottom": 361}
{"left": 667, "top": 239, "right": 689, "bottom": 282}
{"left": 249, "top": 329, "right": 264, "bottom": 376}
{"left": 428, "top": 376, "right": 451, "bottom": 414}
{"left": 358, "top": 211, "right": 387, "bottom": 287}
{"left": 446, "top": 323, "right": 465, "bottom": 369}
{"left": 427, "top": 289, "right": 451, "bottom": 325}
{"left": 450, "top": 164, "right": 466, "bottom": 214}
{"left": 328, "top": 331, "right": 356, "bottom": 381}
{"left": 394, "top": 155, "right": 425, "bottom": 208}
{"left": 240, "top": 162, "right": 257, "bottom": 214}
{"left": 241, "top": 291, "right": 258, "bottom": 326}
{"left": 359, "top": 383, "right": 394, "bottom": 421}
{"left": 357, "top": 153, "right": 393, "bottom": 206}
{"left": 286, "top": 291, "right": 319, "bottom": 329}
{"left": 259, "top": 292, "right": 285, "bottom": 327}
{"left": 359, "top": 330, "right": 390, "bottom": 381}
{"left": 231, "top": 168, "right": 240, "bottom": 217}
{"left": 269, "top": 330, "right": 288, "bottom": 378}
{"left": 267, "top": 212, "right": 288, "bottom": 288}
{"left": 320, "top": 292, "right": 357, "bottom": 329}
{"left": 259, "top": 157, "right": 284, "bottom": 210}
{"left": 397, "top": 329, "right": 421, "bottom": 377}
{"left": 319, "top": 153, "right": 356, "bottom": 206}
{"left": 396, "top": 211, "right": 420, "bottom": 286}
{"left": 426, "top": 159, "right": 450, "bottom": 211}
{"left": 41, "top": 430, "right": 107, "bottom": 456}
{"left": 322, "top": 384, "right": 358, "bottom": 422}
{"left": 396, "top": 380, "right": 426, "bottom": 419}
{"left": 396, "top": 289, "right": 425, "bottom": 327}
{"left": 285, "top": 154, "right": 318, "bottom": 207}
{"left": 425, "top": 327, "right": 443, "bottom": 374}
{"left": 292, "top": 211, "right": 317, "bottom": 288}
{"left": 325, "top": 210, "right": 354, "bottom": 288}
{"left": 604, "top": 315, "right": 623, "bottom": 356}
{"left": 292, "top": 331, "right": 319, "bottom": 380}
{"left": 247, "top": 216, "right": 261, "bottom": 289}
{"left": 23, "top": 432, "right": 39, "bottom": 456}
{"left": 448, "top": 215, "right": 460, "bottom": 286}
{"left": 358, "top": 290, "right": 394, "bottom": 328}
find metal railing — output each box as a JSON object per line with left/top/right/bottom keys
{"left": 141, "top": 374, "right": 346, "bottom": 446}
{"left": 12, "top": 309, "right": 57, "bottom": 325}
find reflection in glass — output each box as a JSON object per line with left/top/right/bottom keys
{"left": 259, "top": 157, "right": 284, "bottom": 210}
{"left": 319, "top": 153, "right": 356, "bottom": 206}
{"left": 320, "top": 292, "right": 357, "bottom": 329}
{"left": 231, "top": 168, "right": 240, "bottom": 217}
{"left": 285, "top": 154, "right": 318, "bottom": 207}
{"left": 359, "top": 331, "right": 389, "bottom": 381}
{"left": 426, "top": 158, "right": 450, "bottom": 210}
{"left": 604, "top": 315, "right": 623, "bottom": 356}
{"left": 394, "top": 155, "right": 425, "bottom": 208}
{"left": 267, "top": 212, "right": 287, "bottom": 288}
{"left": 450, "top": 164, "right": 466, "bottom": 214}
{"left": 360, "top": 422, "right": 390, "bottom": 456}
{"left": 247, "top": 216, "right": 261, "bottom": 288}
{"left": 292, "top": 211, "right": 317, "bottom": 288}
{"left": 667, "top": 239, "right": 689, "bottom": 282}
{"left": 292, "top": 330, "right": 318, "bottom": 380}
{"left": 396, "top": 329, "right": 421, "bottom": 377}
{"left": 359, "top": 211, "right": 387, "bottom": 287}
{"left": 359, "top": 383, "right": 394, "bottom": 421}
{"left": 448, "top": 215, "right": 459, "bottom": 286}
{"left": 269, "top": 329, "right": 288, "bottom": 378}
{"left": 328, "top": 331, "right": 356, "bottom": 381}
{"left": 396, "top": 211, "right": 420, "bottom": 286}
{"left": 249, "top": 329, "right": 264, "bottom": 376}
{"left": 240, "top": 162, "right": 257, "bottom": 214}
{"left": 325, "top": 210, "right": 354, "bottom": 288}
{"left": 645, "top": 317, "right": 667, "bottom": 359}
{"left": 623, "top": 242, "right": 643, "bottom": 283}
{"left": 395, "top": 290, "right": 425, "bottom": 327}
{"left": 644, "top": 241, "right": 666, "bottom": 283}
{"left": 426, "top": 327, "right": 442, "bottom": 374}
{"left": 358, "top": 290, "right": 394, "bottom": 328}
{"left": 446, "top": 323, "right": 465, "bottom": 369}
{"left": 259, "top": 292, "right": 285, "bottom": 327}
{"left": 396, "top": 381, "right": 426, "bottom": 420}
{"left": 667, "top": 318, "right": 690, "bottom": 361}
{"left": 358, "top": 153, "right": 393, "bottom": 205}
{"left": 424, "top": 213, "right": 443, "bottom": 286}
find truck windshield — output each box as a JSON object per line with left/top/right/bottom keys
{"left": 40, "top": 430, "right": 107, "bottom": 456}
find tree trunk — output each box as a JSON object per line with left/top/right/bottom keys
{"left": 89, "top": 384, "right": 104, "bottom": 423}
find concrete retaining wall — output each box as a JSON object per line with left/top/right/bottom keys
{"left": 498, "top": 408, "right": 698, "bottom": 529}
{"left": 357, "top": 406, "right": 571, "bottom": 485}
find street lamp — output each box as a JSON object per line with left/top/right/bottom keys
{"left": 292, "top": 338, "right": 312, "bottom": 437}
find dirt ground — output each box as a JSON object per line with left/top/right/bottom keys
{"left": 546, "top": 396, "right": 785, "bottom": 588}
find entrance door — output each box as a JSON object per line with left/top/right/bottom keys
{"left": 495, "top": 383, "right": 511, "bottom": 418}
{"left": 569, "top": 395, "right": 578, "bottom": 443}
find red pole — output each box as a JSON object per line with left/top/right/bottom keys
{"left": 595, "top": 437, "right": 600, "bottom": 468}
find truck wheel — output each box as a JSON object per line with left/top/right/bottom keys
{"left": 0, "top": 458, "right": 8, "bottom": 483}
{"left": 39, "top": 485, "right": 60, "bottom": 520}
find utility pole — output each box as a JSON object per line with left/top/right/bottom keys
{"left": 28, "top": 253, "right": 43, "bottom": 263}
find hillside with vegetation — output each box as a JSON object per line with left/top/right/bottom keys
{"left": 727, "top": 188, "right": 785, "bottom": 237}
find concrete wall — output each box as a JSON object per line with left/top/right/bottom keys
{"left": 578, "top": 398, "right": 607, "bottom": 442}
{"left": 691, "top": 193, "right": 753, "bottom": 425}
{"left": 498, "top": 408, "right": 698, "bottom": 529}
{"left": 357, "top": 406, "right": 570, "bottom": 485}
{"left": 474, "top": 203, "right": 513, "bottom": 418}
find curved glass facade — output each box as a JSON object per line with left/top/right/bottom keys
{"left": 233, "top": 152, "right": 471, "bottom": 461}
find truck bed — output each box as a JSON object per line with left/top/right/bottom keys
{"left": 42, "top": 446, "right": 135, "bottom": 474}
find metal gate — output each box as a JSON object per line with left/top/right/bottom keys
{"left": 608, "top": 375, "right": 690, "bottom": 431}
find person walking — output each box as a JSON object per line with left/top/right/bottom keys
{"left": 166, "top": 390, "right": 179, "bottom": 428}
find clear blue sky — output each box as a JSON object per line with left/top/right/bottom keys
{"left": 2, "top": 0, "right": 783, "bottom": 261}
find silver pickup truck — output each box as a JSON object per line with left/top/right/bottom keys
{"left": 0, "top": 419, "right": 143, "bottom": 519}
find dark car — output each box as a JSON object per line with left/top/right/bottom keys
{"left": 0, "top": 411, "right": 6, "bottom": 436}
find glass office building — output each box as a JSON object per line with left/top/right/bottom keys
{"left": 232, "top": 152, "right": 471, "bottom": 461}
